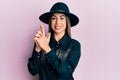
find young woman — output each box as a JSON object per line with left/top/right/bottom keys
{"left": 28, "top": 2, "right": 81, "bottom": 80}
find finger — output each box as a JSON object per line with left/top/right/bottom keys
{"left": 35, "top": 41, "right": 39, "bottom": 47}
{"left": 40, "top": 25, "right": 45, "bottom": 36}
{"left": 34, "top": 37, "right": 39, "bottom": 47}
{"left": 46, "top": 32, "right": 51, "bottom": 41}
{"left": 37, "top": 31, "right": 43, "bottom": 37}
{"left": 35, "top": 34, "right": 40, "bottom": 38}
{"left": 33, "top": 37, "right": 37, "bottom": 42}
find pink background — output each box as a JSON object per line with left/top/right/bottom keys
{"left": 0, "top": 0, "right": 120, "bottom": 80}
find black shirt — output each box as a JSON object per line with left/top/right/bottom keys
{"left": 28, "top": 34, "right": 81, "bottom": 80}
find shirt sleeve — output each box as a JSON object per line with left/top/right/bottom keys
{"left": 45, "top": 40, "right": 81, "bottom": 76}
{"left": 27, "top": 44, "right": 42, "bottom": 75}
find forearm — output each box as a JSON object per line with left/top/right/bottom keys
{"left": 45, "top": 42, "right": 81, "bottom": 76}
{"left": 28, "top": 48, "right": 41, "bottom": 75}
{"left": 45, "top": 49, "right": 80, "bottom": 76}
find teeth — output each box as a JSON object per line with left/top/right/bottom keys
{"left": 55, "top": 26, "right": 61, "bottom": 29}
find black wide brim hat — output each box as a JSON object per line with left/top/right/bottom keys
{"left": 39, "top": 2, "right": 79, "bottom": 27}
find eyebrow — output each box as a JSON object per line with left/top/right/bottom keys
{"left": 52, "top": 14, "right": 65, "bottom": 17}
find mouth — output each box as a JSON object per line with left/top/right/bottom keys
{"left": 54, "top": 26, "right": 61, "bottom": 30}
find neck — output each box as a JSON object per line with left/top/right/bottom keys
{"left": 54, "top": 32, "right": 65, "bottom": 41}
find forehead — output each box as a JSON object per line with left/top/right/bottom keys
{"left": 52, "top": 13, "right": 66, "bottom": 17}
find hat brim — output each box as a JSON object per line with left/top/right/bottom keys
{"left": 39, "top": 12, "right": 79, "bottom": 27}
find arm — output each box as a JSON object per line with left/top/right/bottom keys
{"left": 46, "top": 40, "right": 81, "bottom": 76}
{"left": 27, "top": 44, "right": 42, "bottom": 75}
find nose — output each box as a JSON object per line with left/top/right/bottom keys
{"left": 56, "top": 18, "right": 60, "bottom": 24}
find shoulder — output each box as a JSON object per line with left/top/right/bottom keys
{"left": 71, "top": 38, "right": 81, "bottom": 45}
{"left": 68, "top": 38, "right": 81, "bottom": 58}
{"left": 68, "top": 38, "right": 81, "bottom": 48}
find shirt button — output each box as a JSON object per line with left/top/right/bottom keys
{"left": 68, "top": 66, "right": 71, "bottom": 68}
{"left": 37, "top": 55, "right": 40, "bottom": 58}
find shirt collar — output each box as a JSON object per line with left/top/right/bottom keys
{"left": 50, "top": 33, "right": 71, "bottom": 47}
{"left": 59, "top": 34, "right": 70, "bottom": 46}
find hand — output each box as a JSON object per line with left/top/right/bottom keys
{"left": 34, "top": 25, "right": 51, "bottom": 53}
{"left": 34, "top": 25, "right": 45, "bottom": 52}
{"left": 34, "top": 32, "right": 41, "bottom": 52}
{"left": 34, "top": 37, "right": 41, "bottom": 52}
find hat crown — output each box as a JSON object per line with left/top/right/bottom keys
{"left": 50, "top": 2, "right": 70, "bottom": 13}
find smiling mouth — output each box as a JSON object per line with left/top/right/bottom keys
{"left": 55, "top": 26, "right": 61, "bottom": 30}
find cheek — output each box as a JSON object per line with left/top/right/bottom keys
{"left": 51, "top": 20, "right": 55, "bottom": 26}
{"left": 50, "top": 23, "right": 55, "bottom": 30}
{"left": 62, "top": 21, "right": 67, "bottom": 27}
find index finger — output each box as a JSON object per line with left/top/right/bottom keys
{"left": 40, "top": 25, "right": 45, "bottom": 36}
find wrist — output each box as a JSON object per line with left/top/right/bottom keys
{"left": 44, "top": 47, "right": 51, "bottom": 54}
{"left": 35, "top": 47, "right": 41, "bottom": 53}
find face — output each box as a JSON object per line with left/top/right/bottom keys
{"left": 50, "top": 13, "right": 67, "bottom": 35}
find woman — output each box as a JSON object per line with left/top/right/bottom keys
{"left": 28, "top": 2, "right": 81, "bottom": 80}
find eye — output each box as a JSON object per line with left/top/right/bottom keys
{"left": 51, "top": 17, "right": 56, "bottom": 20}
{"left": 60, "top": 17, "right": 65, "bottom": 20}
